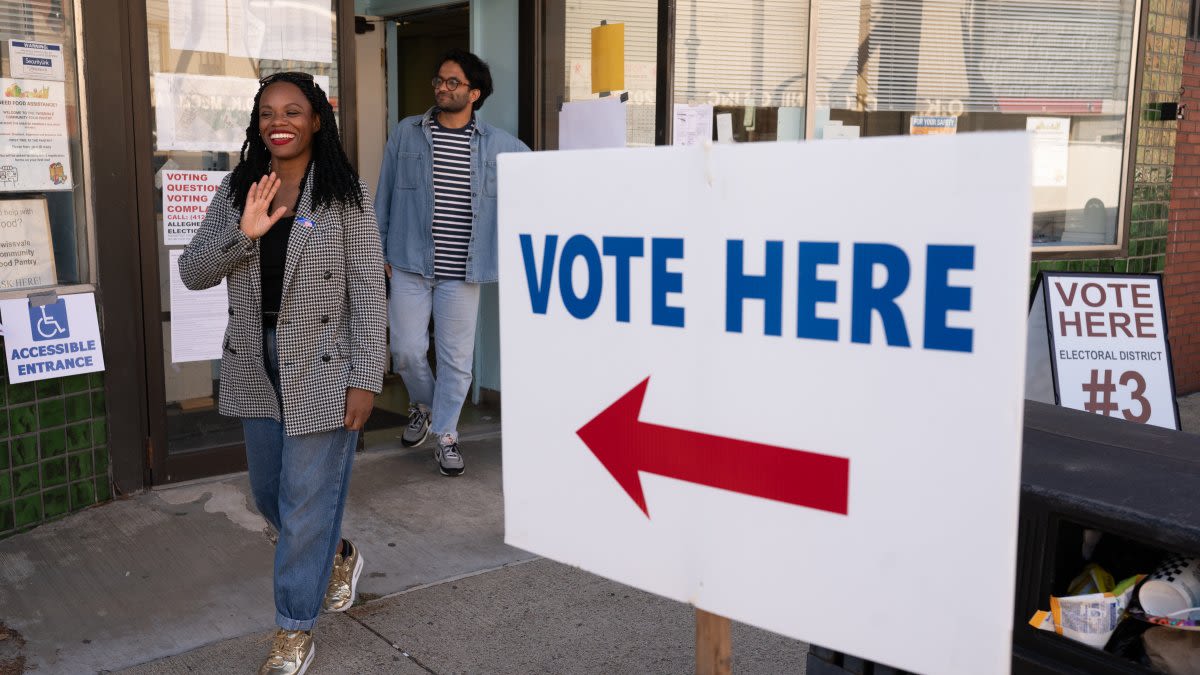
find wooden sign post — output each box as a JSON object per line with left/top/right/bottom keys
{"left": 696, "top": 608, "right": 732, "bottom": 675}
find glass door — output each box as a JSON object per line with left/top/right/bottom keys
{"left": 143, "top": 0, "right": 342, "bottom": 483}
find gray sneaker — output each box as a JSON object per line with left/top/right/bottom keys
{"left": 435, "top": 434, "right": 464, "bottom": 476}
{"left": 401, "top": 405, "right": 430, "bottom": 447}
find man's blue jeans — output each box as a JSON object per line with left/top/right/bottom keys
{"left": 388, "top": 270, "right": 481, "bottom": 440}
{"left": 243, "top": 327, "right": 357, "bottom": 631}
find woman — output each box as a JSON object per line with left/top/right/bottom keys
{"left": 179, "top": 71, "right": 386, "bottom": 675}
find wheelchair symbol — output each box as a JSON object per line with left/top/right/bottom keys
{"left": 29, "top": 300, "right": 70, "bottom": 342}
{"left": 35, "top": 306, "right": 66, "bottom": 338}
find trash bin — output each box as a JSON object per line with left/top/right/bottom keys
{"left": 807, "top": 400, "right": 1200, "bottom": 674}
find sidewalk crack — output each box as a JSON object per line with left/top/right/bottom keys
{"left": 346, "top": 613, "right": 437, "bottom": 674}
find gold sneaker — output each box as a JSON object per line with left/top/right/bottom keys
{"left": 258, "top": 629, "right": 314, "bottom": 675}
{"left": 322, "top": 538, "right": 364, "bottom": 613}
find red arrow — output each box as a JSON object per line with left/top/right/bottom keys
{"left": 576, "top": 377, "right": 850, "bottom": 518}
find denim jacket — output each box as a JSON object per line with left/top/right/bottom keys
{"left": 375, "top": 107, "right": 530, "bottom": 284}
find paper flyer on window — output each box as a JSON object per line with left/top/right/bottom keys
{"left": 227, "top": 0, "right": 332, "bottom": 64}
{"left": 1028, "top": 117, "right": 1070, "bottom": 187}
{"left": 162, "top": 170, "right": 229, "bottom": 246}
{"left": 168, "top": 0, "right": 228, "bottom": 54}
{"left": 0, "top": 78, "right": 73, "bottom": 192}
{"left": 153, "top": 73, "right": 329, "bottom": 152}
{"left": 0, "top": 197, "right": 56, "bottom": 291}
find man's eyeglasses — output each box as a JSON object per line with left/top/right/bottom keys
{"left": 432, "top": 77, "right": 471, "bottom": 91}
{"left": 259, "top": 71, "right": 315, "bottom": 86}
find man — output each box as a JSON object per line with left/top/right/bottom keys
{"left": 375, "top": 49, "right": 529, "bottom": 476}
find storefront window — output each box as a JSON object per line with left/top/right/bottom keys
{"left": 542, "top": 0, "right": 658, "bottom": 148}
{"left": 144, "top": 0, "right": 339, "bottom": 460}
{"left": 0, "top": 0, "right": 90, "bottom": 292}
{"left": 814, "top": 0, "right": 1137, "bottom": 248}
{"left": 673, "top": 0, "right": 809, "bottom": 143}
{"left": 537, "top": 0, "right": 1139, "bottom": 250}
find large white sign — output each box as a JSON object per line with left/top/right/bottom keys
{"left": 0, "top": 198, "right": 56, "bottom": 291}
{"left": 0, "top": 78, "right": 72, "bottom": 192}
{"left": 1, "top": 293, "right": 105, "bottom": 383}
{"left": 163, "top": 170, "right": 228, "bottom": 245}
{"left": 499, "top": 134, "right": 1033, "bottom": 675}
{"left": 1029, "top": 272, "right": 1180, "bottom": 430}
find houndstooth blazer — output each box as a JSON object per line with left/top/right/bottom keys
{"left": 178, "top": 169, "right": 387, "bottom": 437}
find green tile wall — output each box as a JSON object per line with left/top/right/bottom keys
{"left": 0, "top": 368, "right": 110, "bottom": 539}
{"left": 1032, "top": 0, "right": 1187, "bottom": 282}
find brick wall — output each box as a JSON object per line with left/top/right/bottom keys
{"left": 1168, "top": 39, "right": 1200, "bottom": 394}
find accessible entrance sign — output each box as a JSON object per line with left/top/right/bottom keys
{"left": 498, "top": 134, "right": 1033, "bottom": 675}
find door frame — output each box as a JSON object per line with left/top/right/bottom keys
{"left": 116, "top": 0, "right": 360, "bottom": 486}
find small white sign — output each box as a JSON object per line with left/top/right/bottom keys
{"left": 0, "top": 293, "right": 105, "bottom": 383}
{"left": 0, "top": 198, "right": 56, "bottom": 291}
{"left": 1029, "top": 272, "right": 1180, "bottom": 430}
{"left": 8, "top": 41, "right": 65, "bottom": 81}
{"left": 162, "top": 170, "right": 228, "bottom": 246}
{"left": 499, "top": 134, "right": 1033, "bottom": 675}
{"left": 910, "top": 115, "right": 958, "bottom": 136}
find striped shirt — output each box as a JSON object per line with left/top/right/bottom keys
{"left": 431, "top": 116, "right": 475, "bottom": 279}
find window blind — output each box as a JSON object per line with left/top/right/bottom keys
{"left": 0, "top": 1, "right": 65, "bottom": 44}
{"left": 672, "top": 0, "right": 809, "bottom": 109}
{"left": 816, "top": 0, "right": 1135, "bottom": 114}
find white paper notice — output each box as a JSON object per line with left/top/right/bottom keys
{"left": 228, "top": 0, "right": 333, "bottom": 63}
{"left": 169, "top": 249, "right": 228, "bottom": 363}
{"left": 0, "top": 79, "right": 72, "bottom": 191}
{"left": 1028, "top": 117, "right": 1070, "bottom": 187}
{"left": 672, "top": 104, "right": 712, "bottom": 146}
{"left": 163, "top": 170, "right": 229, "bottom": 246}
{"left": 169, "top": 0, "right": 227, "bottom": 53}
{"left": 8, "top": 41, "right": 65, "bottom": 81}
{"left": 559, "top": 98, "right": 626, "bottom": 151}
{"left": 715, "top": 113, "right": 733, "bottom": 143}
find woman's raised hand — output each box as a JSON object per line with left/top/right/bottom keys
{"left": 239, "top": 173, "right": 288, "bottom": 240}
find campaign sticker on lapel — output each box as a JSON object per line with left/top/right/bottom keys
{"left": 297, "top": 217, "right": 315, "bottom": 229}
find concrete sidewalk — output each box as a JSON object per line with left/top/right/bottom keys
{"left": 116, "top": 558, "right": 807, "bottom": 674}
{"left": 3, "top": 394, "right": 1198, "bottom": 674}
{"left": 0, "top": 422, "right": 808, "bottom": 674}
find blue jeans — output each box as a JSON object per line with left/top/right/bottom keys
{"left": 243, "top": 327, "right": 358, "bottom": 631}
{"left": 388, "top": 270, "right": 481, "bottom": 439}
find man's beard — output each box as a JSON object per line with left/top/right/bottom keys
{"left": 437, "top": 96, "right": 469, "bottom": 113}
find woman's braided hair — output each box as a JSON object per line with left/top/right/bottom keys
{"left": 229, "top": 72, "right": 361, "bottom": 211}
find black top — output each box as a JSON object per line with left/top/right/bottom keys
{"left": 260, "top": 215, "right": 294, "bottom": 327}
